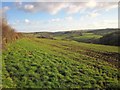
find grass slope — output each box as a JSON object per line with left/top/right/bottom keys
{"left": 2, "top": 38, "right": 119, "bottom": 88}
{"left": 23, "top": 28, "right": 119, "bottom": 46}
{"left": 87, "top": 28, "right": 118, "bottom": 35}
{"left": 71, "top": 33, "right": 102, "bottom": 43}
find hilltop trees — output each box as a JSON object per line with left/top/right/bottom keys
{"left": 98, "top": 31, "right": 120, "bottom": 46}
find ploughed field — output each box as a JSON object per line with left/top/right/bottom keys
{"left": 2, "top": 38, "right": 120, "bottom": 88}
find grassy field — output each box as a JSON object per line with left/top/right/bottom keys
{"left": 2, "top": 38, "right": 119, "bottom": 88}
{"left": 72, "top": 33, "right": 102, "bottom": 42}
{"left": 23, "top": 29, "right": 120, "bottom": 46}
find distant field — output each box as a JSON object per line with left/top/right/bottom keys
{"left": 54, "top": 32, "right": 100, "bottom": 39}
{"left": 23, "top": 29, "right": 120, "bottom": 46}
{"left": 71, "top": 41, "right": 119, "bottom": 53}
{"left": 2, "top": 38, "right": 119, "bottom": 88}
{"left": 71, "top": 33, "right": 102, "bottom": 42}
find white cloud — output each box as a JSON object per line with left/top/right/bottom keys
{"left": 51, "top": 18, "right": 61, "bottom": 22}
{"left": 2, "top": 6, "right": 10, "bottom": 14}
{"left": 15, "top": 2, "right": 118, "bottom": 15}
{"left": 86, "top": 0, "right": 97, "bottom": 8}
{"left": 89, "top": 12, "right": 100, "bottom": 18}
{"left": 0, "top": 6, "right": 10, "bottom": 20}
{"left": 15, "top": 0, "right": 22, "bottom": 5}
{"left": 24, "top": 19, "right": 30, "bottom": 23}
{"left": 48, "top": 3, "right": 66, "bottom": 14}
{"left": 24, "top": 4, "right": 34, "bottom": 11}
{"left": 102, "top": 20, "right": 118, "bottom": 25}
{"left": 105, "top": 4, "right": 118, "bottom": 11}
{"left": 88, "top": 20, "right": 118, "bottom": 29}
{"left": 97, "top": 2, "right": 118, "bottom": 11}
{"left": 3, "top": 6, "right": 10, "bottom": 11}
{"left": 66, "top": 4, "right": 83, "bottom": 14}
{"left": 65, "top": 16, "right": 73, "bottom": 21}
{"left": 49, "top": 16, "right": 73, "bottom": 23}
{"left": 15, "top": 0, "right": 23, "bottom": 8}
{"left": 17, "top": 2, "right": 67, "bottom": 14}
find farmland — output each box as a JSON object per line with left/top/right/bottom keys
{"left": 26, "top": 28, "right": 120, "bottom": 46}
{"left": 1, "top": 1, "right": 119, "bottom": 89}
{"left": 2, "top": 37, "right": 120, "bottom": 88}
{"left": 69, "top": 33, "right": 102, "bottom": 43}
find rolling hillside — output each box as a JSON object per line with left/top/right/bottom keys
{"left": 87, "top": 28, "right": 119, "bottom": 35}
{"left": 98, "top": 31, "right": 120, "bottom": 46}
{"left": 2, "top": 20, "right": 119, "bottom": 88}
{"left": 2, "top": 38, "right": 120, "bottom": 88}
{"left": 2, "top": 1, "right": 119, "bottom": 89}
{"left": 24, "top": 28, "right": 119, "bottom": 46}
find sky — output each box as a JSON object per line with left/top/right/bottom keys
{"left": 1, "top": 0, "right": 118, "bottom": 32}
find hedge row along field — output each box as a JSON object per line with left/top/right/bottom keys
{"left": 2, "top": 38, "right": 120, "bottom": 88}
{"left": 1, "top": 18, "right": 22, "bottom": 50}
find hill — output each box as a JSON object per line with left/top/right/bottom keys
{"left": 2, "top": 26, "right": 119, "bottom": 88}
{"left": 25, "top": 28, "right": 119, "bottom": 46}
{"left": 87, "top": 28, "right": 118, "bottom": 35}
{"left": 2, "top": 38, "right": 120, "bottom": 88}
{"left": 98, "top": 31, "right": 120, "bottom": 46}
